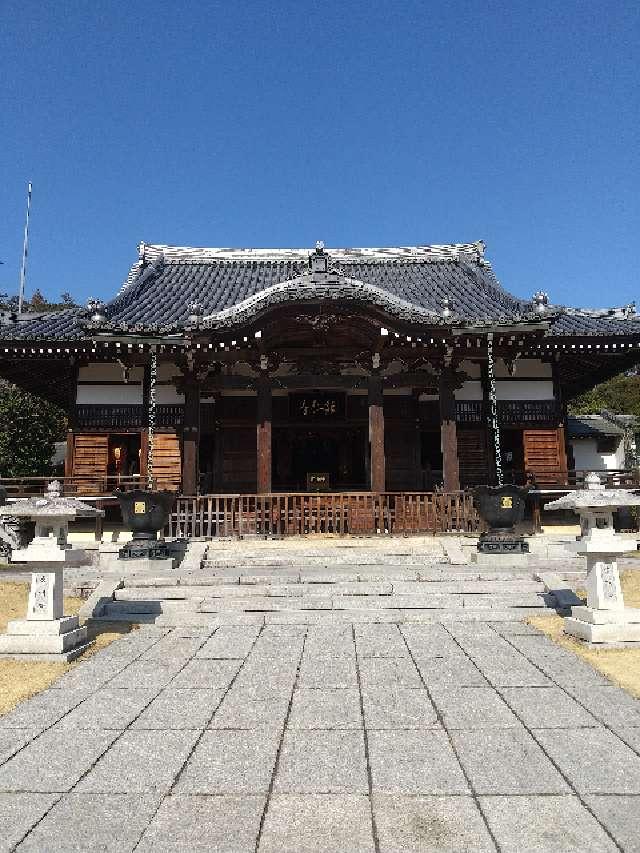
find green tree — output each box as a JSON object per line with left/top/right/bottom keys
{"left": 0, "top": 383, "right": 67, "bottom": 477}
{"left": 569, "top": 372, "right": 640, "bottom": 417}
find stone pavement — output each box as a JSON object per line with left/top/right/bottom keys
{"left": 1, "top": 620, "right": 640, "bottom": 851}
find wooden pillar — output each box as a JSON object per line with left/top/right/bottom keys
{"left": 368, "top": 376, "right": 385, "bottom": 492}
{"left": 257, "top": 378, "right": 272, "bottom": 493}
{"left": 480, "top": 363, "right": 497, "bottom": 485}
{"left": 552, "top": 359, "right": 570, "bottom": 484}
{"left": 64, "top": 431, "right": 74, "bottom": 479}
{"left": 439, "top": 368, "right": 460, "bottom": 491}
{"left": 182, "top": 377, "right": 200, "bottom": 496}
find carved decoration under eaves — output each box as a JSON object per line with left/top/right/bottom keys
{"left": 381, "top": 359, "right": 407, "bottom": 377}
{"left": 293, "top": 313, "right": 342, "bottom": 333}
{"left": 232, "top": 361, "right": 260, "bottom": 378}
{"left": 440, "top": 365, "right": 469, "bottom": 390}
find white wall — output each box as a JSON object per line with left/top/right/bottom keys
{"left": 454, "top": 381, "right": 483, "bottom": 400}
{"left": 495, "top": 380, "right": 554, "bottom": 400}
{"left": 570, "top": 438, "right": 625, "bottom": 471}
{"left": 494, "top": 358, "right": 552, "bottom": 379}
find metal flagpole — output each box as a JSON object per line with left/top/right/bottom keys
{"left": 18, "top": 181, "right": 33, "bottom": 315}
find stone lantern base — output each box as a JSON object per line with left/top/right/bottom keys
{"left": 0, "top": 569, "right": 93, "bottom": 662}
{"left": 0, "top": 615, "right": 92, "bottom": 662}
{"left": 564, "top": 606, "right": 640, "bottom": 644}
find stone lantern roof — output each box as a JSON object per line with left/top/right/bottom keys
{"left": 0, "top": 481, "right": 104, "bottom": 518}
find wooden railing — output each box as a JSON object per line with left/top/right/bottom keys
{"left": 0, "top": 475, "right": 144, "bottom": 497}
{"left": 165, "top": 491, "right": 480, "bottom": 539}
{"left": 75, "top": 404, "right": 185, "bottom": 429}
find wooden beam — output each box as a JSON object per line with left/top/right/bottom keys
{"left": 182, "top": 376, "right": 200, "bottom": 496}
{"left": 439, "top": 368, "right": 460, "bottom": 491}
{"left": 368, "top": 376, "right": 385, "bottom": 492}
{"left": 257, "top": 377, "right": 272, "bottom": 493}
{"left": 480, "top": 363, "right": 497, "bottom": 485}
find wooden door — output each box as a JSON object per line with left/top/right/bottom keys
{"left": 152, "top": 433, "right": 182, "bottom": 491}
{"left": 72, "top": 434, "right": 109, "bottom": 493}
{"left": 523, "top": 428, "right": 568, "bottom": 485}
{"left": 457, "top": 429, "right": 489, "bottom": 486}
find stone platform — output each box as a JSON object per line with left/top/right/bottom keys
{"left": 1, "top": 619, "right": 639, "bottom": 851}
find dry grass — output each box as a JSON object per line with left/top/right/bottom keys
{"left": 0, "top": 581, "right": 133, "bottom": 716}
{"left": 529, "top": 570, "right": 640, "bottom": 699}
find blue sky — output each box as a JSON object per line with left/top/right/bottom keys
{"left": 1, "top": 0, "right": 638, "bottom": 309}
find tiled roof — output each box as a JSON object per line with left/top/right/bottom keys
{"left": 1, "top": 242, "right": 639, "bottom": 340}
{"left": 567, "top": 415, "right": 625, "bottom": 439}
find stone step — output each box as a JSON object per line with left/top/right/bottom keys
{"left": 98, "top": 605, "right": 546, "bottom": 628}
{"left": 105, "top": 590, "right": 547, "bottom": 618}
{"left": 114, "top": 582, "right": 395, "bottom": 600}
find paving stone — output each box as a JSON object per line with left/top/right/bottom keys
{"left": 584, "top": 794, "right": 640, "bottom": 853}
{"left": 136, "top": 794, "right": 265, "bottom": 853}
{"left": 373, "top": 793, "right": 495, "bottom": 852}
{"left": 259, "top": 793, "right": 375, "bottom": 852}
{"left": 467, "top": 653, "right": 551, "bottom": 687}
{"left": 616, "top": 726, "right": 640, "bottom": 754}
{"left": 354, "top": 625, "right": 408, "bottom": 658}
{"left": 0, "top": 730, "right": 38, "bottom": 767}
{"left": 0, "top": 793, "right": 59, "bottom": 853}
{"left": 0, "top": 688, "right": 87, "bottom": 732}
{"left": 233, "top": 667, "right": 297, "bottom": 697}
{"left": 368, "top": 730, "right": 469, "bottom": 794}
{"left": 76, "top": 729, "right": 199, "bottom": 794}
{"left": 431, "top": 687, "right": 521, "bottom": 729}
{"left": 171, "top": 658, "right": 243, "bottom": 689}
{"left": 48, "top": 658, "right": 127, "bottom": 692}
{"left": 174, "top": 729, "right": 280, "bottom": 794}
{"left": 138, "top": 635, "right": 207, "bottom": 661}
{"left": 358, "top": 657, "right": 422, "bottom": 689}
{"left": 196, "top": 626, "right": 260, "bottom": 658}
{"left": 361, "top": 687, "right": 438, "bottom": 729}
{"left": 209, "top": 689, "right": 290, "bottom": 730}
{"left": 108, "top": 659, "right": 184, "bottom": 690}
{"left": 274, "top": 730, "right": 368, "bottom": 794}
{"left": 568, "top": 686, "right": 640, "bottom": 728}
{"left": 59, "top": 687, "right": 159, "bottom": 730}
{"left": 0, "top": 727, "right": 119, "bottom": 793}
{"left": 490, "top": 621, "right": 542, "bottom": 636}
{"left": 298, "top": 656, "right": 358, "bottom": 688}
{"left": 479, "top": 794, "right": 618, "bottom": 852}
{"left": 450, "top": 729, "right": 569, "bottom": 795}
{"left": 16, "top": 793, "right": 161, "bottom": 853}
{"left": 535, "top": 728, "right": 640, "bottom": 794}
{"left": 415, "top": 655, "right": 488, "bottom": 687}
{"left": 304, "top": 625, "right": 355, "bottom": 659}
{"left": 400, "top": 625, "right": 461, "bottom": 659}
{"left": 132, "top": 688, "right": 225, "bottom": 729}
{"left": 288, "top": 688, "right": 362, "bottom": 729}
{"left": 501, "top": 686, "right": 601, "bottom": 729}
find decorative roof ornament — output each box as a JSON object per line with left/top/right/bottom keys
{"left": 533, "top": 291, "right": 549, "bottom": 314}
{"left": 86, "top": 298, "right": 107, "bottom": 324}
{"left": 188, "top": 301, "right": 203, "bottom": 326}
{"left": 309, "top": 242, "right": 329, "bottom": 275}
{"left": 585, "top": 471, "right": 602, "bottom": 490}
{"left": 442, "top": 295, "right": 454, "bottom": 319}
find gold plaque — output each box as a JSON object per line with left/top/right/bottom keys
{"left": 500, "top": 497, "right": 513, "bottom": 509}
{"left": 134, "top": 501, "right": 146, "bottom": 514}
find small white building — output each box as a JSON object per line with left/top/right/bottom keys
{"left": 567, "top": 415, "right": 627, "bottom": 472}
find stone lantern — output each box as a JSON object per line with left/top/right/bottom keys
{"left": 545, "top": 472, "right": 640, "bottom": 644}
{"left": 0, "top": 481, "right": 104, "bottom": 661}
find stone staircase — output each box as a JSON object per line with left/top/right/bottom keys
{"left": 90, "top": 538, "right": 584, "bottom": 626}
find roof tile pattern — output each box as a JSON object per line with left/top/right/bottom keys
{"left": 1, "top": 243, "right": 639, "bottom": 341}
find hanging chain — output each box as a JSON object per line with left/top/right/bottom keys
{"left": 147, "top": 349, "right": 157, "bottom": 489}
{"left": 487, "top": 333, "right": 503, "bottom": 486}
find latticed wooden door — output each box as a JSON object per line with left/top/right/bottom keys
{"left": 523, "top": 428, "right": 567, "bottom": 485}
{"left": 72, "top": 434, "right": 109, "bottom": 492}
